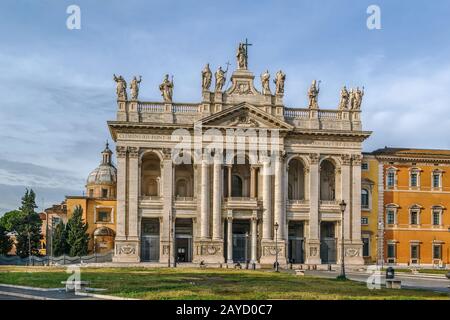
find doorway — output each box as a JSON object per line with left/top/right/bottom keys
{"left": 230, "top": 220, "right": 251, "bottom": 263}
{"left": 140, "top": 218, "right": 160, "bottom": 262}
{"left": 175, "top": 218, "right": 193, "bottom": 263}
{"left": 288, "top": 221, "right": 304, "bottom": 264}
{"left": 320, "top": 222, "right": 337, "bottom": 264}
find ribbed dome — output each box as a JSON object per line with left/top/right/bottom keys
{"left": 87, "top": 164, "right": 117, "bottom": 185}
{"left": 86, "top": 142, "right": 117, "bottom": 185}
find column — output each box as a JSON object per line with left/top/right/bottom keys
{"left": 274, "top": 155, "right": 286, "bottom": 240}
{"left": 200, "top": 159, "right": 210, "bottom": 239}
{"left": 306, "top": 153, "right": 321, "bottom": 264}
{"left": 341, "top": 155, "right": 351, "bottom": 240}
{"left": 251, "top": 216, "right": 257, "bottom": 263}
{"left": 162, "top": 156, "right": 173, "bottom": 242}
{"left": 250, "top": 167, "right": 256, "bottom": 198}
{"left": 262, "top": 159, "right": 272, "bottom": 240}
{"left": 212, "top": 161, "right": 222, "bottom": 240}
{"left": 227, "top": 165, "right": 232, "bottom": 197}
{"left": 115, "top": 146, "right": 127, "bottom": 240}
{"left": 227, "top": 216, "right": 233, "bottom": 263}
{"left": 308, "top": 154, "right": 320, "bottom": 240}
{"left": 128, "top": 147, "right": 139, "bottom": 240}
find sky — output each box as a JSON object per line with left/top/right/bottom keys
{"left": 1, "top": 0, "right": 450, "bottom": 213}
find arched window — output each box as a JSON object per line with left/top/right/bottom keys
{"left": 320, "top": 160, "right": 335, "bottom": 201}
{"left": 175, "top": 179, "right": 187, "bottom": 197}
{"left": 361, "top": 189, "right": 369, "bottom": 209}
{"left": 288, "top": 158, "right": 305, "bottom": 200}
{"left": 231, "top": 175, "right": 243, "bottom": 197}
{"left": 141, "top": 153, "right": 161, "bottom": 197}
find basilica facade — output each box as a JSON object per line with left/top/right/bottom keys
{"left": 108, "top": 44, "right": 371, "bottom": 266}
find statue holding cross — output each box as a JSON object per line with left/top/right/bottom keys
{"left": 236, "top": 39, "right": 252, "bottom": 69}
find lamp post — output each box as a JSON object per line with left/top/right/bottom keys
{"left": 274, "top": 222, "right": 279, "bottom": 272}
{"left": 339, "top": 200, "right": 347, "bottom": 280}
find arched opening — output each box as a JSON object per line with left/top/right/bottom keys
{"left": 141, "top": 153, "right": 161, "bottom": 197}
{"left": 174, "top": 162, "right": 194, "bottom": 198}
{"left": 320, "top": 159, "right": 336, "bottom": 201}
{"left": 231, "top": 175, "right": 243, "bottom": 197}
{"left": 225, "top": 155, "right": 251, "bottom": 198}
{"left": 288, "top": 158, "right": 305, "bottom": 200}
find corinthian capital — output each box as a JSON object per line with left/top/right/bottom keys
{"left": 128, "top": 146, "right": 139, "bottom": 158}
{"left": 352, "top": 154, "right": 362, "bottom": 165}
{"left": 309, "top": 153, "right": 319, "bottom": 164}
{"left": 116, "top": 146, "right": 127, "bottom": 158}
{"left": 341, "top": 154, "right": 351, "bottom": 166}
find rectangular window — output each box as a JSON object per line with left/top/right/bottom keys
{"left": 410, "top": 173, "right": 418, "bottom": 187}
{"left": 89, "top": 189, "right": 94, "bottom": 197}
{"left": 411, "top": 245, "right": 420, "bottom": 259}
{"left": 97, "top": 211, "right": 111, "bottom": 222}
{"left": 362, "top": 237, "right": 370, "bottom": 257}
{"left": 410, "top": 211, "right": 418, "bottom": 225}
{"left": 433, "top": 211, "right": 441, "bottom": 226}
{"left": 433, "top": 174, "right": 441, "bottom": 188}
{"left": 387, "top": 244, "right": 396, "bottom": 258}
{"left": 433, "top": 245, "right": 442, "bottom": 260}
{"left": 101, "top": 189, "right": 108, "bottom": 198}
{"left": 361, "top": 217, "right": 369, "bottom": 225}
{"left": 387, "top": 172, "right": 395, "bottom": 187}
{"left": 361, "top": 162, "right": 369, "bottom": 171}
{"left": 387, "top": 210, "right": 395, "bottom": 224}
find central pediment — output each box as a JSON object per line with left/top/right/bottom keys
{"left": 196, "top": 102, "right": 293, "bottom": 130}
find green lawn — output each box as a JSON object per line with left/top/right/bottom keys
{"left": 0, "top": 266, "right": 448, "bottom": 300}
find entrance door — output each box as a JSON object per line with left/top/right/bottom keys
{"left": 320, "top": 222, "right": 337, "bottom": 264}
{"left": 288, "top": 239, "right": 304, "bottom": 264}
{"left": 232, "top": 234, "right": 249, "bottom": 262}
{"left": 175, "top": 218, "right": 193, "bottom": 263}
{"left": 141, "top": 218, "right": 160, "bottom": 262}
{"left": 176, "top": 236, "right": 192, "bottom": 262}
{"left": 288, "top": 221, "right": 304, "bottom": 263}
{"left": 141, "top": 236, "right": 160, "bottom": 262}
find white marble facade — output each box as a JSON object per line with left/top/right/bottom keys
{"left": 109, "top": 46, "right": 370, "bottom": 266}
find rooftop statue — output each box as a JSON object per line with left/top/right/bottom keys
{"left": 273, "top": 70, "right": 286, "bottom": 95}
{"left": 339, "top": 86, "right": 349, "bottom": 110}
{"left": 201, "top": 63, "right": 212, "bottom": 91}
{"left": 237, "top": 43, "right": 247, "bottom": 69}
{"left": 113, "top": 74, "right": 127, "bottom": 100}
{"left": 130, "top": 75, "right": 142, "bottom": 100}
{"left": 308, "top": 80, "right": 320, "bottom": 109}
{"left": 214, "top": 66, "right": 228, "bottom": 92}
{"left": 159, "top": 74, "right": 174, "bottom": 102}
{"left": 260, "top": 70, "right": 271, "bottom": 95}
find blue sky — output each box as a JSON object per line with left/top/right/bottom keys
{"left": 1, "top": 0, "right": 450, "bottom": 213}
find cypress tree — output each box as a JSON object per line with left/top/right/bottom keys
{"left": 66, "top": 205, "right": 89, "bottom": 257}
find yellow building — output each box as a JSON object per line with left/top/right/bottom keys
{"left": 374, "top": 147, "right": 450, "bottom": 267}
{"left": 66, "top": 143, "right": 117, "bottom": 254}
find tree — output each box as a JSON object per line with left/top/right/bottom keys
{"left": 52, "top": 221, "right": 67, "bottom": 257}
{"left": 66, "top": 205, "right": 89, "bottom": 257}
{"left": 0, "top": 225, "right": 13, "bottom": 255}
{"left": 15, "top": 189, "right": 42, "bottom": 258}
{"left": 0, "top": 210, "right": 25, "bottom": 232}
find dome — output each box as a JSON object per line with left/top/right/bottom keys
{"left": 93, "top": 226, "right": 115, "bottom": 237}
{"left": 87, "top": 164, "right": 117, "bottom": 185}
{"left": 86, "top": 141, "right": 117, "bottom": 186}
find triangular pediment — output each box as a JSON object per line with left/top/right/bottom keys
{"left": 196, "top": 102, "right": 293, "bottom": 130}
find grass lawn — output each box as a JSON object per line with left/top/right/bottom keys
{"left": 0, "top": 266, "right": 448, "bottom": 300}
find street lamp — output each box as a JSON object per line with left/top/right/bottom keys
{"left": 339, "top": 200, "right": 347, "bottom": 280}
{"left": 274, "top": 222, "right": 279, "bottom": 272}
